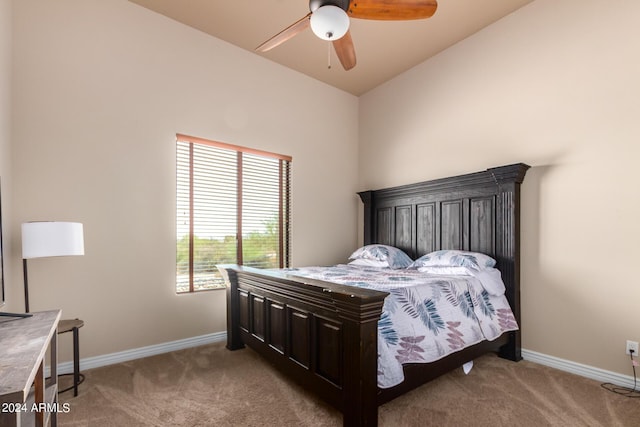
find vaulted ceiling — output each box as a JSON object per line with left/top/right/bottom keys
{"left": 129, "top": 0, "right": 534, "bottom": 96}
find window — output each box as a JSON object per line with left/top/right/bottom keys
{"left": 176, "top": 134, "right": 291, "bottom": 293}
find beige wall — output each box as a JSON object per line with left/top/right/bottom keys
{"left": 359, "top": 0, "right": 640, "bottom": 376}
{"left": 8, "top": 0, "right": 359, "bottom": 362}
{"left": 0, "top": 0, "right": 12, "bottom": 303}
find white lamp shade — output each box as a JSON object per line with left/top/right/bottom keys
{"left": 310, "top": 5, "right": 350, "bottom": 41}
{"left": 22, "top": 222, "right": 85, "bottom": 259}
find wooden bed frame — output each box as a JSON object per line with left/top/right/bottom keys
{"left": 218, "top": 163, "right": 529, "bottom": 426}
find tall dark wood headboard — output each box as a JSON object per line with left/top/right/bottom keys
{"left": 358, "top": 163, "right": 530, "bottom": 361}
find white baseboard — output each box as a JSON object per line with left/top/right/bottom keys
{"left": 522, "top": 348, "right": 638, "bottom": 390}
{"left": 54, "top": 337, "right": 636, "bottom": 391}
{"left": 55, "top": 331, "right": 227, "bottom": 375}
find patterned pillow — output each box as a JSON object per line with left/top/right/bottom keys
{"left": 348, "top": 245, "right": 413, "bottom": 269}
{"left": 409, "top": 250, "right": 496, "bottom": 271}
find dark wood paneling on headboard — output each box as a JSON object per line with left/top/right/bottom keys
{"left": 358, "top": 164, "right": 528, "bottom": 259}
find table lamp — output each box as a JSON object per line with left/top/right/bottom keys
{"left": 22, "top": 221, "right": 84, "bottom": 312}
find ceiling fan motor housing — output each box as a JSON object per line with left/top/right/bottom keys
{"left": 309, "top": 0, "right": 350, "bottom": 13}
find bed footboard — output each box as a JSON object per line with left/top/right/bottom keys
{"left": 218, "top": 265, "right": 388, "bottom": 426}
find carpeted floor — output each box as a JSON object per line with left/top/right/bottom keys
{"left": 57, "top": 342, "right": 640, "bottom": 426}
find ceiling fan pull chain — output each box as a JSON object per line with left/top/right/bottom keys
{"left": 327, "top": 41, "right": 331, "bottom": 69}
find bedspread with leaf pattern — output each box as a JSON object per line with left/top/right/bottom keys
{"left": 284, "top": 264, "right": 518, "bottom": 388}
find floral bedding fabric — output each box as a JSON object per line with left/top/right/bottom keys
{"left": 283, "top": 264, "right": 518, "bottom": 388}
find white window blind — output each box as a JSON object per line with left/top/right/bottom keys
{"left": 176, "top": 134, "right": 291, "bottom": 293}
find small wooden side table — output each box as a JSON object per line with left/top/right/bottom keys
{"left": 57, "top": 318, "right": 84, "bottom": 396}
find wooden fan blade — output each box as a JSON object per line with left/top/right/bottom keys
{"left": 333, "top": 30, "right": 356, "bottom": 70}
{"left": 347, "top": 0, "right": 437, "bottom": 20}
{"left": 256, "top": 13, "right": 311, "bottom": 52}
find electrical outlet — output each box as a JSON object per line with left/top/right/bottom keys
{"left": 626, "top": 340, "right": 639, "bottom": 356}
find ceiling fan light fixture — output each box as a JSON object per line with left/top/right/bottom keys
{"left": 310, "top": 5, "right": 350, "bottom": 41}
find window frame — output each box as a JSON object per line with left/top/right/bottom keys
{"left": 176, "top": 133, "right": 292, "bottom": 293}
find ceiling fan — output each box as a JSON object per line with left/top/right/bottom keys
{"left": 255, "top": 0, "right": 438, "bottom": 71}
